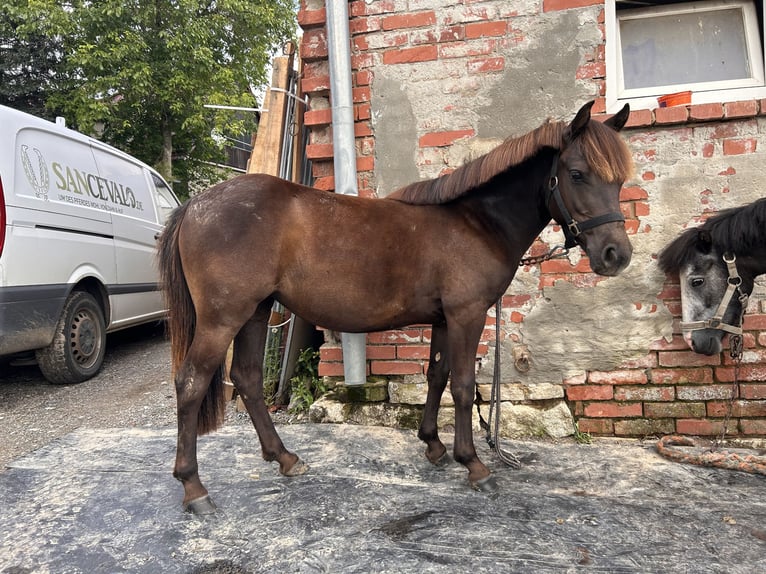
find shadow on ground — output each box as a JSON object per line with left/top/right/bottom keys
{"left": 0, "top": 424, "right": 764, "bottom": 573}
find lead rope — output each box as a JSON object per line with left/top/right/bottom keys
{"left": 476, "top": 299, "right": 521, "bottom": 469}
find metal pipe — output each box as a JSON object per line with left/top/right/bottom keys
{"left": 326, "top": 0, "right": 367, "bottom": 386}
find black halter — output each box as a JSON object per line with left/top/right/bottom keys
{"left": 546, "top": 152, "right": 626, "bottom": 249}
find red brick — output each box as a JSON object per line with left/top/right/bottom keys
{"left": 717, "top": 364, "right": 766, "bottom": 382}
{"left": 650, "top": 368, "right": 713, "bottom": 385}
{"left": 367, "top": 329, "right": 422, "bottom": 345}
{"left": 419, "top": 129, "right": 475, "bottom": 148}
{"left": 743, "top": 314, "right": 766, "bottom": 330}
{"left": 676, "top": 418, "right": 736, "bottom": 436}
{"left": 349, "top": 0, "right": 396, "bottom": 17}
{"left": 502, "top": 294, "right": 532, "bottom": 308}
{"left": 382, "top": 45, "right": 437, "bottom": 64}
{"left": 615, "top": 386, "right": 675, "bottom": 402}
{"left": 649, "top": 336, "right": 689, "bottom": 351}
{"left": 566, "top": 385, "right": 614, "bottom": 401}
{"left": 539, "top": 257, "right": 592, "bottom": 274}
{"left": 620, "top": 185, "right": 648, "bottom": 201}
{"left": 741, "top": 384, "right": 766, "bottom": 399}
{"left": 366, "top": 345, "right": 397, "bottom": 360}
{"left": 589, "top": 370, "right": 648, "bottom": 385}
{"left": 313, "top": 176, "right": 335, "bottom": 191}
{"left": 301, "top": 74, "right": 331, "bottom": 93}
{"left": 576, "top": 62, "right": 605, "bottom": 80}
{"left": 381, "top": 11, "right": 436, "bottom": 31}
{"left": 319, "top": 345, "right": 343, "bottom": 362}
{"left": 467, "top": 57, "right": 505, "bottom": 74}
{"left": 583, "top": 402, "right": 643, "bottom": 418}
{"left": 318, "top": 361, "right": 345, "bottom": 377}
{"left": 355, "top": 70, "right": 373, "bottom": 86}
{"left": 658, "top": 351, "right": 720, "bottom": 367}
{"left": 356, "top": 156, "right": 374, "bottom": 172}
{"left": 644, "top": 402, "right": 705, "bottom": 418}
{"left": 355, "top": 103, "right": 371, "bottom": 121}
{"left": 676, "top": 385, "right": 736, "bottom": 401}
{"left": 301, "top": 28, "right": 328, "bottom": 60}
{"left": 724, "top": 100, "right": 758, "bottom": 118}
{"left": 625, "top": 109, "right": 652, "bottom": 128}
{"left": 614, "top": 418, "right": 675, "bottom": 436}
{"left": 655, "top": 105, "right": 689, "bottom": 125}
{"left": 304, "top": 108, "right": 332, "bottom": 126}
{"left": 465, "top": 21, "right": 507, "bottom": 38}
{"left": 723, "top": 138, "right": 757, "bottom": 155}
{"left": 543, "top": 0, "right": 602, "bottom": 11}
{"left": 306, "top": 143, "right": 334, "bottom": 160}
{"left": 708, "top": 399, "right": 766, "bottom": 418}
{"left": 371, "top": 360, "right": 423, "bottom": 375}
{"left": 297, "top": 8, "right": 326, "bottom": 28}
{"left": 689, "top": 103, "right": 724, "bottom": 121}
{"left": 397, "top": 345, "right": 430, "bottom": 360}
{"left": 576, "top": 418, "right": 614, "bottom": 435}
{"left": 740, "top": 419, "right": 766, "bottom": 435}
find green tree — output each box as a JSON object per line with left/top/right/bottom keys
{"left": 0, "top": 9, "right": 70, "bottom": 119}
{"left": 6, "top": 0, "right": 295, "bottom": 192}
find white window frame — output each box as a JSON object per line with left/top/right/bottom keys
{"left": 605, "top": 0, "right": 766, "bottom": 113}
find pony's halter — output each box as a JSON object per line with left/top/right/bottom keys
{"left": 546, "top": 152, "right": 626, "bottom": 249}
{"left": 680, "top": 253, "right": 749, "bottom": 336}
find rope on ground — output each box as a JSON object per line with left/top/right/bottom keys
{"left": 657, "top": 435, "right": 766, "bottom": 476}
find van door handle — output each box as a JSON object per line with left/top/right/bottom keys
{"left": 154, "top": 232, "right": 161, "bottom": 241}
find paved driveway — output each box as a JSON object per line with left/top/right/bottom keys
{"left": 0, "top": 424, "right": 763, "bottom": 573}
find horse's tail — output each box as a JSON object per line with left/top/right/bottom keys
{"left": 157, "top": 201, "right": 226, "bottom": 436}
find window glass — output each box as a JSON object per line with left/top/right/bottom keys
{"left": 620, "top": 9, "right": 750, "bottom": 90}
{"left": 151, "top": 174, "right": 179, "bottom": 224}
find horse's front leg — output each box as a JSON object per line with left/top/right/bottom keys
{"left": 231, "top": 304, "right": 307, "bottom": 477}
{"left": 418, "top": 322, "right": 451, "bottom": 466}
{"left": 448, "top": 318, "right": 495, "bottom": 491}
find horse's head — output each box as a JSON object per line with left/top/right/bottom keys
{"left": 659, "top": 228, "right": 751, "bottom": 356}
{"left": 549, "top": 101, "right": 634, "bottom": 276}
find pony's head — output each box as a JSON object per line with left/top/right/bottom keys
{"left": 550, "top": 100, "right": 634, "bottom": 276}
{"left": 658, "top": 228, "right": 749, "bottom": 355}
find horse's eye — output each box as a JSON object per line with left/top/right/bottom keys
{"left": 690, "top": 277, "right": 705, "bottom": 288}
{"left": 569, "top": 170, "right": 584, "bottom": 183}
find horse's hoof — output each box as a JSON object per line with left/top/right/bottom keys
{"left": 470, "top": 475, "right": 498, "bottom": 493}
{"left": 184, "top": 494, "right": 217, "bottom": 515}
{"left": 284, "top": 458, "right": 309, "bottom": 477}
{"left": 432, "top": 452, "right": 452, "bottom": 467}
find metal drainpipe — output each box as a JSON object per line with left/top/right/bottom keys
{"left": 326, "top": 0, "right": 367, "bottom": 386}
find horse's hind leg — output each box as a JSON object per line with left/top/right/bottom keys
{"left": 230, "top": 300, "right": 308, "bottom": 477}
{"left": 418, "top": 322, "right": 451, "bottom": 466}
{"left": 173, "top": 324, "right": 238, "bottom": 513}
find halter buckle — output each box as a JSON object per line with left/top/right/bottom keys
{"left": 567, "top": 220, "right": 581, "bottom": 237}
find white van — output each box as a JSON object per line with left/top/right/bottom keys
{"left": 0, "top": 105, "right": 180, "bottom": 384}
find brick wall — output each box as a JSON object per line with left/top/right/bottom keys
{"left": 298, "top": 0, "right": 766, "bottom": 438}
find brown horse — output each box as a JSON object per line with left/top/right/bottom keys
{"left": 158, "top": 100, "right": 634, "bottom": 514}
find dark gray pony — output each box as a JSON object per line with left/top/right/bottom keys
{"left": 658, "top": 198, "right": 766, "bottom": 355}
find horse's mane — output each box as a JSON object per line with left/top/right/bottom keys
{"left": 387, "top": 117, "right": 634, "bottom": 205}
{"left": 658, "top": 197, "right": 766, "bottom": 273}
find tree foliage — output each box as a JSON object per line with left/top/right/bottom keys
{"left": 2, "top": 0, "right": 296, "bottom": 192}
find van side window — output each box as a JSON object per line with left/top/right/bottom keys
{"left": 151, "top": 175, "right": 178, "bottom": 224}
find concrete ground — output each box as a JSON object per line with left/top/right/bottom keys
{"left": 0, "top": 423, "right": 764, "bottom": 574}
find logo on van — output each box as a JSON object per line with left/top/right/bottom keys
{"left": 21, "top": 145, "right": 50, "bottom": 200}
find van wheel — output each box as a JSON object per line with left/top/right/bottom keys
{"left": 36, "top": 291, "right": 107, "bottom": 384}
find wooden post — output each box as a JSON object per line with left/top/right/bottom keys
{"left": 247, "top": 51, "right": 295, "bottom": 176}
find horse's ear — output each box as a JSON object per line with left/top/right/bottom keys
{"left": 604, "top": 103, "right": 630, "bottom": 132}
{"left": 696, "top": 229, "right": 713, "bottom": 254}
{"left": 567, "top": 100, "right": 595, "bottom": 141}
